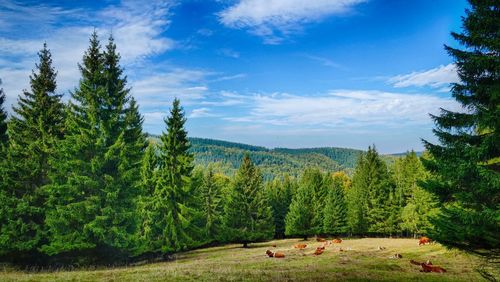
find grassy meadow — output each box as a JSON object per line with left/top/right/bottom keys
{"left": 0, "top": 238, "right": 489, "bottom": 282}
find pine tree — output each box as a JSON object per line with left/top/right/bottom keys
{"left": 0, "top": 79, "right": 7, "bottom": 148}
{"left": 200, "top": 166, "right": 224, "bottom": 241}
{"left": 323, "top": 172, "right": 349, "bottom": 235}
{"left": 347, "top": 154, "right": 369, "bottom": 234}
{"left": 224, "top": 154, "right": 274, "bottom": 247}
{"left": 301, "top": 168, "right": 326, "bottom": 234}
{"left": 266, "top": 175, "right": 295, "bottom": 238}
{"left": 0, "top": 43, "right": 65, "bottom": 260}
{"left": 421, "top": 0, "right": 499, "bottom": 260}
{"left": 364, "top": 146, "right": 394, "bottom": 234}
{"left": 285, "top": 170, "right": 318, "bottom": 240}
{"left": 44, "top": 32, "right": 144, "bottom": 261}
{"left": 144, "top": 98, "right": 194, "bottom": 253}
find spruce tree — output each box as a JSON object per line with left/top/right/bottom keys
{"left": 285, "top": 170, "right": 317, "bottom": 240}
{"left": 0, "top": 43, "right": 65, "bottom": 260}
{"left": 266, "top": 175, "right": 294, "bottom": 239}
{"left": 224, "top": 154, "right": 274, "bottom": 247}
{"left": 347, "top": 154, "right": 369, "bottom": 234}
{"left": 44, "top": 32, "right": 144, "bottom": 260}
{"left": 323, "top": 172, "right": 349, "bottom": 235}
{"left": 200, "top": 166, "right": 224, "bottom": 241}
{"left": 421, "top": 0, "right": 499, "bottom": 260}
{"left": 0, "top": 79, "right": 7, "bottom": 148}
{"left": 144, "top": 98, "right": 194, "bottom": 253}
{"left": 363, "top": 146, "right": 394, "bottom": 234}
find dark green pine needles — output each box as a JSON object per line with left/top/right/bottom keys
{"left": 421, "top": 0, "right": 500, "bottom": 259}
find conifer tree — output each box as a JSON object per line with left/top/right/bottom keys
{"left": 285, "top": 170, "right": 318, "bottom": 240}
{"left": 421, "top": 0, "right": 499, "bottom": 260}
{"left": 200, "top": 166, "right": 224, "bottom": 240}
{"left": 44, "top": 32, "right": 144, "bottom": 260}
{"left": 347, "top": 154, "right": 369, "bottom": 234}
{"left": 0, "top": 43, "right": 65, "bottom": 260}
{"left": 0, "top": 79, "right": 7, "bottom": 148}
{"left": 266, "top": 175, "right": 294, "bottom": 238}
{"left": 363, "top": 146, "right": 393, "bottom": 234}
{"left": 144, "top": 98, "right": 194, "bottom": 253}
{"left": 301, "top": 168, "right": 326, "bottom": 234}
{"left": 224, "top": 154, "right": 274, "bottom": 247}
{"left": 323, "top": 173, "right": 349, "bottom": 235}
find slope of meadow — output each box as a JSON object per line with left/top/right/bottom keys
{"left": 0, "top": 238, "right": 486, "bottom": 282}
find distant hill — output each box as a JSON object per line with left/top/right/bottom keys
{"left": 148, "top": 135, "right": 414, "bottom": 180}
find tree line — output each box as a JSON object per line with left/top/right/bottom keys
{"left": 0, "top": 32, "right": 436, "bottom": 265}
{"left": 0, "top": 0, "right": 497, "bottom": 268}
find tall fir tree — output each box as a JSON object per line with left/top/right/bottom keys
{"left": 0, "top": 44, "right": 65, "bottom": 261}
{"left": 323, "top": 172, "right": 349, "bottom": 235}
{"left": 44, "top": 32, "right": 144, "bottom": 261}
{"left": 347, "top": 154, "right": 369, "bottom": 234}
{"left": 285, "top": 170, "right": 318, "bottom": 240}
{"left": 0, "top": 79, "right": 7, "bottom": 148}
{"left": 143, "top": 98, "right": 195, "bottom": 253}
{"left": 224, "top": 154, "right": 274, "bottom": 247}
{"left": 421, "top": 0, "right": 499, "bottom": 260}
{"left": 266, "top": 175, "right": 295, "bottom": 238}
{"left": 200, "top": 166, "right": 224, "bottom": 241}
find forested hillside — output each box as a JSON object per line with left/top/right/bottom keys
{"left": 149, "top": 135, "right": 401, "bottom": 179}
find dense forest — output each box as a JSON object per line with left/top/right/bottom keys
{"left": 150, "top": 135, "right": 399, "bottom": 179}
{"left": 0, "top": 0, "right": 497, "bottom": 270}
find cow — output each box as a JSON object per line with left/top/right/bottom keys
{"left": 418, "top": 236, "right": 432, "bottom": 246}
{"left": 332, "top": 239, "right": 342, "bottom": 244}
{"left": 272, "top": 244, "right": 277, "bottom": 248}
{"left": 313, "top": 247, "right": 324, "bottom": 255}
{"left": 266, "top": 250, "right": 274, "bottom": 257}
{"left": 316, "top": 237, "right": 326, "bottom": 242}
{"left": 274, "top": 252, "right": 285, "bottom": 258}
{"left": 294, "top": 243, "right": 307, "bottom": 249}
{"left": 317, "top": 245, "right": 326, "bottom": 251}
{"left": 410, "top": 260, "right": 446, "bottom": 273}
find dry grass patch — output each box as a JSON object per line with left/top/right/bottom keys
{"left": 0, "top": 238, "right": 490, "bottom": 281}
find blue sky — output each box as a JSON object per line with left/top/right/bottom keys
{"left": 0, "top": 0, "right": 468, "bottom": 153}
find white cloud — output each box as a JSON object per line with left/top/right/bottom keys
{"left": 218, "top": 48, "right": 240, "bottom": 58}
{"left": 224, "top": 90, "right": 461, "bottom": 128}
{"left": 0, "top": 0, "right": 175, "bottom": 111}
{"left": 388, "top": 64, "right": 459, "bottom": 89}
{"left": 189, "top": 107, "right": 218, "bottom": 118}
{"left": 219, "top": 0, "right": 366, "bottom": 43}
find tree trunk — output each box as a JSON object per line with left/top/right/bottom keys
{"left": 243, "top": 242, "right": 248, "bottom": 248}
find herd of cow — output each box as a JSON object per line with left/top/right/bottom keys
{"left": 265, "top": 236, "right": 447, "bottom": 274}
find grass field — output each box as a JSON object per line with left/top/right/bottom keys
{"left": 0, "top": 238, "right": 490, "bottom": 281}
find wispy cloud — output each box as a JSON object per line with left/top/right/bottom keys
{"left": 224, "top": 90, "right": 461, "bottom": 128}
{"left": 304, "top": 54, "right": 342, "bottom": 68}
{"left": 218, "top": 48, "right": 240, "bottom": 58}
{"left": 387, "top": 64, "right": 459, "bottom": 89}
{"left": 0, "top": 0, "right": 176, "bottom": 110}
{"left": 189, "top": 107, "right": 219, "bottom": 118}
{"left": 219, "top": 0, "right": 366, "bottom": 44}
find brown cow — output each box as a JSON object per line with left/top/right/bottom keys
{"left": 274, "top": 252, "right": 285, "bottom": 258}
{"left": 272, "top": 244, "right": 277, "bottom": 248}
{"left": 316, "top": 237, "right": 326, "bottom": 242}
{"left": 266, "top": 250, "right": 274, "bottom": 257}
{"left": 313, "top": 247, "right": 324, "bottom": 255}
{"left": 317, "top": 245, "right": 326, "bottom": 251}
{"left": 418, "top": 236, "right": 432, "bottom": 246}
{"left": 294, "top": 244, "right": 307, "bottom": 249}
{"left": 332, "top": 239, "right": 342, "bottom": 244}
{"left": 410, "top": 260, "right": 446, "bottom": 273}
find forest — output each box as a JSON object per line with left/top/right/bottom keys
{"left": 0, "top": 0, "right": 497, "bottom": 275}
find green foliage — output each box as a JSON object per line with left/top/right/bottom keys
{"left": 43, "top": 33, "right": 144, "bottom": 261}
{"left": 200, "top": 166, "right": 225, "bottom": 241}
{"left": 142, "top": 98, "right": 195, "bottom": 253}
{"left": 0, "top": 43, "right": 65, "bottom": 260}
{"left": 266, "top": 175, "right": 296, "bottom": 238}
{"left": 285, "top": 169, "right": 322, "bottom": 239}
{"left": 0, "top": 79, "right": 7, "bottom": 148}
{"left": 224, "top": 155, "right": 274, "bottom": 247}
{"left": 421, "top": 0, "right": 500, "bottom": 259}
{"left": 323, "top": 172, "right": 350, "bottom": 235}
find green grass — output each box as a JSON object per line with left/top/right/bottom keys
{"left": 0, "top": 238, "right": 489, "bottom": 281}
